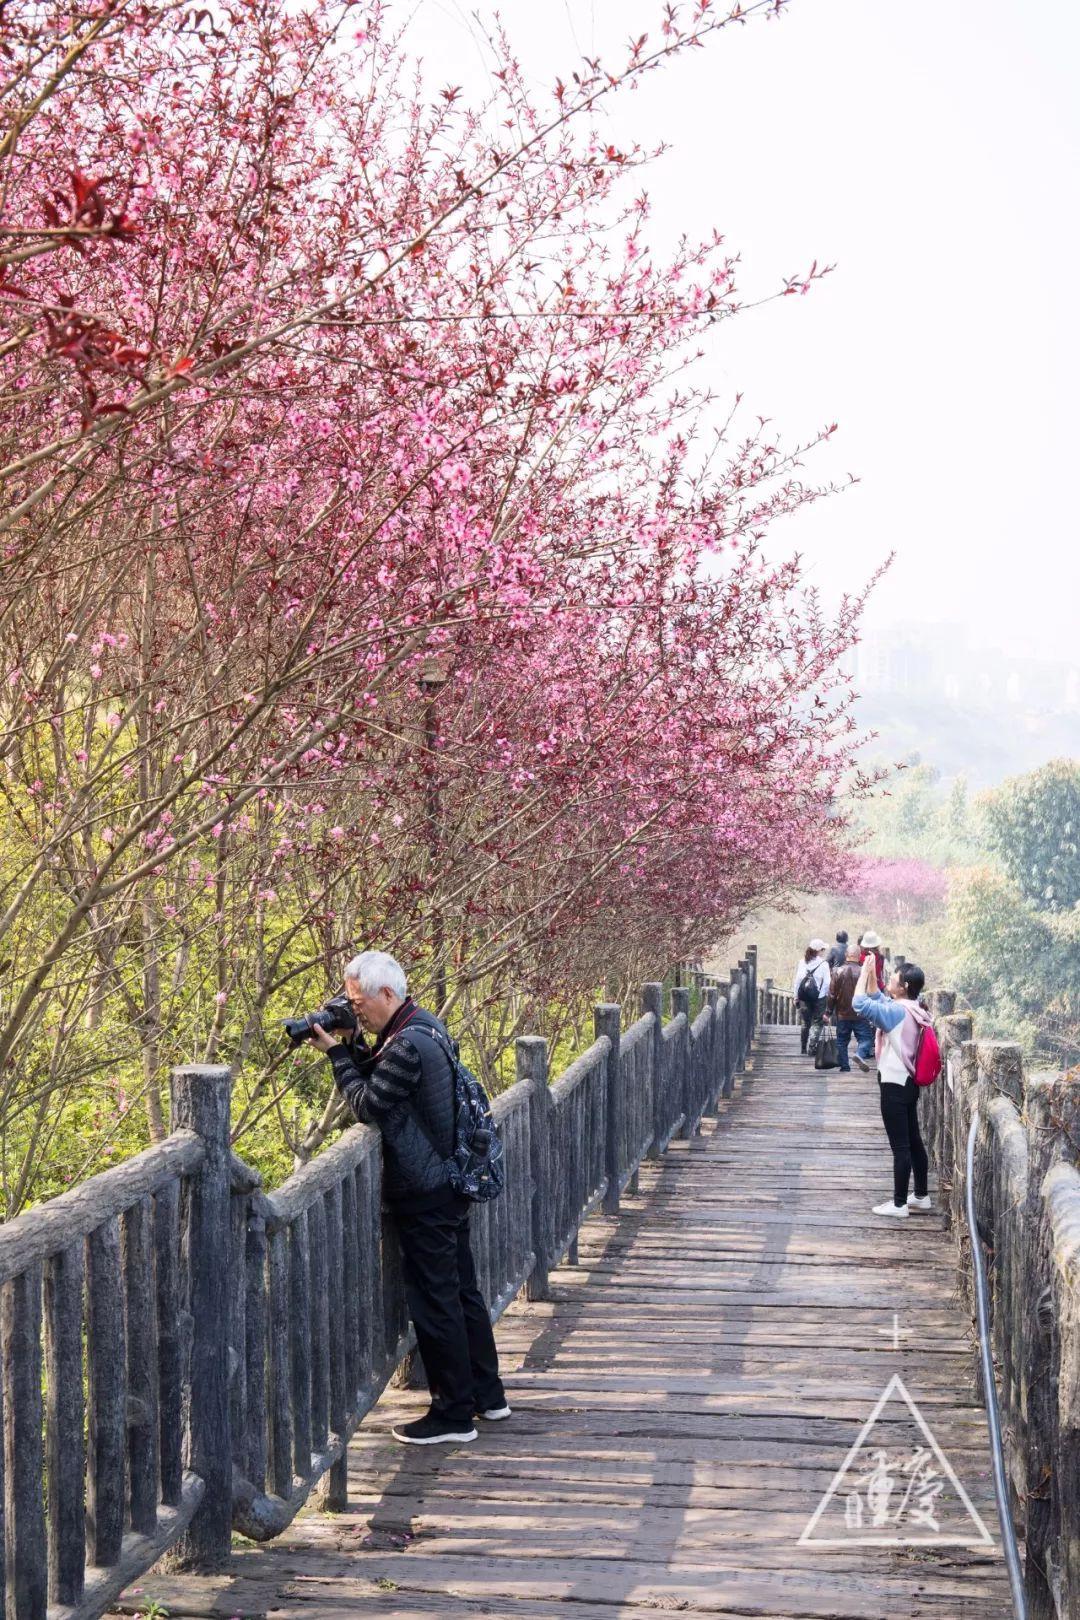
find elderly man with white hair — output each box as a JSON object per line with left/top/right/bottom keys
{"left": 311, "top": 949, "right": 508, "bottom": 1445}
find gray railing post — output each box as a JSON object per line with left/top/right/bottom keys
{"left": 738, "top": 959, "right": 751, "bottom": 1057}
{"left": 169, "top": 1064, "right": 233, "bottom": 1572}
{"left": 1025, "top": 1074, "right": 1069, "bottom": 1618}
{"left": 596, "top": 1004, "right": 623, "bottom": 1215}
{"left": 704, "top": 986, "right": 719, "bottom": 1113}
{"left": 726, "top": 968, "right": 742, "bottom": 1092}
{"left": 746, "top": 947, "right": 758, "bottom": 1038}
{"left": 715, "top": 982, "right": 731, "bottom": 1100}
{"left": 672, "top": 987, "right": 691, "bottom": 1138}
{"left": 518, "top": 1037, "right": 552, "bottom": 1302}
{"left": 642, "top": 983, "right": 665, "bottom": 1157}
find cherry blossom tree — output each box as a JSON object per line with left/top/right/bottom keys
{"left": 0, "top": 0, "right": 874, "bottom": 1206}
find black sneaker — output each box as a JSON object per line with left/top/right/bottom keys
{"left": 392, "top": 1414, "right": 478, "bottom": 1446}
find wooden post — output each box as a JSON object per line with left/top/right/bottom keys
{"left": 519, "top": 1037, "right": 552, "bottom": 1302}
{"left": 244, "top": 1205, "right": 268, "bottom": 1496}
{"left": 86, "top": 1219, "right": 125, "bottom": 1567}
{"left": 726, "top": 969, "right": 742, "bottom": 1094}
{"left": 323, "top": 1183, "right": 348, "bottom": 1512}
{"left": 974, "top": 1043, "right": 1024, "bottom": 1246}
{"left": 1024, "top": 1075, "right": 1079, "bottom": 1618}
{"left": 122, "top": 1194, "right": 160, "bottom": 1537}
{"left": 154, "top": 1179, "right": 183, "bottom": 1508}
{"left": 3, "top": 1264, "right": 46, "bottom": 1620}
{"left": 170, "top": 1064, "right": 233, "bottom": 1572}
{"left": 705, "top": 986, "right": 719, "bottom": 1112}
{"left": 672, "top": 987, "right": 691, "bottom": 1138}
{"left": 745, "top": 947, "right": 758, "bottom": 1040}
{"left": 596, "top": 1005, "right": 623, "bottom": 1214}
{"left": 715, "top": 983, "right": 731, "bottom": 1103}
{"left": 44, "top": 1241, "right": 84, "bottom": 1607}
{"left": 935, "top": 1013, "right": 973, "bottom": 1229}
{"left": 642, "top": 983, "right": 665, "bottom": 1158}
{"left": 738, "top": 960, "right": 752, "bottom": 1059}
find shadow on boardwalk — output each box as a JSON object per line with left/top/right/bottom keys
{"left": 116, "top": 1026, "right": 1011, "bottom": 1620}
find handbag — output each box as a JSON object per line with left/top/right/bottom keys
{"left": 814, "top": 1024, "right": 838, "bottom": 1070}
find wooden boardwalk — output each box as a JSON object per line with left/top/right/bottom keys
{"left": 125, "top": 1024, "right": 1013, "bottom": 1619}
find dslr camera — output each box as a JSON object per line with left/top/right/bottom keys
{"left": 284, "top": 995, "right": 359, "bottom": 1046}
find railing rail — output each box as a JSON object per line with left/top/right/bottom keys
{"left": 0, "top": 948, "right": 760, "bottom": 1619}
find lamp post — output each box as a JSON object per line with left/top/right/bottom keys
{"left": 418, "top": 659, "right": 449, "bottom": 1011}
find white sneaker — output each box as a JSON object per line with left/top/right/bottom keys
{"left": 907, "top": 1194, "right": 932, "bottom": 1212}
{"left": 477, "top": 1404, "right": 512, "bottom": 1421}
{"left": 852, "top": 1054, "right": 870, "bottom": 1072}
{"left": 872, "top": 1200, "right": 909, "bottom": 1219}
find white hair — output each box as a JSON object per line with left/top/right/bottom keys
{"left": 344, "top": 950, "right": 407, "bottom": 1000}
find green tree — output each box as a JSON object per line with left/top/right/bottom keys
{"left": 982, "top": 759, "right": 1080, "bottom": 912}
{"left": 947, "top": 867, "right": 1080, "bottom": 1064}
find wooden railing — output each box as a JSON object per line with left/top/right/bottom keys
{"left": 757, "top": 976, "right": 798, "bottom": 1026}
{"left": 0, "top": 948, "right": 758, "bottom": 1619}
{"left": 0, "top": 1068, "right": 229, "bottom": 1620}
{"left": 922, "top": 994, "right": 1080, "bottom": 1620}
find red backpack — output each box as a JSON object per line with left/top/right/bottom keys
{"left": 911, "top": 1015, "right": 941, "bottom": 1087}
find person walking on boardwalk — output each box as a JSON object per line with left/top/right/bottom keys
{"left": 827, "top": 930, "right": 850, "bottom": 971}
{"left": 310, "top": 949, "right": 509, "bottom": 1445}
{"left": 827, "top": 944, "right": 875, "bottom": 1073}
{"left": 793, "top": 940, "right": 831, "bottom": 1056}
{"left": 852, "top": 953, "right": 933, "bottom": 1219}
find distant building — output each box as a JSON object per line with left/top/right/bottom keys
{"left": 842, "top": 623, "right": 1080, "bottom": 789}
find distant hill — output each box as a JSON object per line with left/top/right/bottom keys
{"left": 852, "top": 691, "right": 1078, "bottom": 789}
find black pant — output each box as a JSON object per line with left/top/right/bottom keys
{"left": 394, "top": 1196, "right": 505, "bottom": 1425}
{"left": 878, "top": 1078, "right": 929, "bottom": 1206}
{"left": 799, "top": 997, "right": 825, "bottom": 1053}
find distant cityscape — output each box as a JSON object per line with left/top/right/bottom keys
{"left": 843, "top": 623, "right": 1080, "bottom": 789}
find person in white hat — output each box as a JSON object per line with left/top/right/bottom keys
{"left": 858, "top": 930, "right": 886, "bottom": 986}
{"left": 792, "top": 939, "right": 831, "bottom": 1055}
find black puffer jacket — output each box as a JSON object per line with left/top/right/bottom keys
{"left": 327, "top": 1001, "right": 457, "bottom": 1213}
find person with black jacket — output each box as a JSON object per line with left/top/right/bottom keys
{"left": 310, "top": 949, "right": 508, "bottom": 1446}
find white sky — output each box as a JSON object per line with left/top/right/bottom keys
{"left": 404, "top": 0, "right": 1079, "bottom": 664}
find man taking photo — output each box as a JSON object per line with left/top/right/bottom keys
{"left": 311, "top": 949, "right": 509, "bottom": 1445}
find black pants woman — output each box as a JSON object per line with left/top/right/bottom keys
{"left": 799, "top": 995, "right": 827, "bottom": 1055}
{"left": 878, "top": 1077, "right": 929, "bottom": 1206}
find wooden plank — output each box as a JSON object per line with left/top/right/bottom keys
{"left": 306, "top": 1196, "right": 330, "bottom": 1456}
{"left": 154, "top": 1178, "right": 183, "bottom": 1508}
{"left": 86, "top": 1218, "right": 126, "bottom": 1566}
{"left": 322, "top": 1181, "right": 348, "bottom": 1509}
{"left": 122, "top": 1194, "right": 160, "bottom": 1537}
{"left": 245, "top": 1204, "right": 269, "bottom": 1494}
{"left": 267, "top": 1227, "right": 293, "bottom": 1499}
{"left": 288, "top": 1211, "right": 313, "bottom": 1478}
